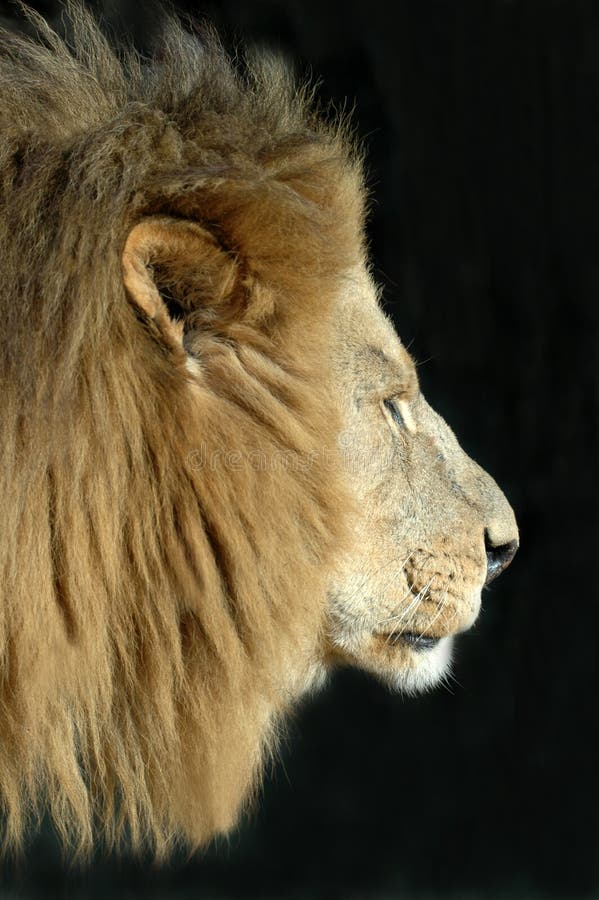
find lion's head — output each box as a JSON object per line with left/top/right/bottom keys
{"left": 324, "top": 270, "right": 518, "bottom": 694}
{"left": 0, "top": 5, "right": 517, "bottom": 855}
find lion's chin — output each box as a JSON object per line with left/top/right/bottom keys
{"left": 330, "top": 633, "right": 455, "bottom": 696}
{"left": 378, "top": 636, "right": 454, "bottom": 695}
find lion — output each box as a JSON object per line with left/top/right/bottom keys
{"left": 0, "top": 4, "right": 518, "bottom": 855}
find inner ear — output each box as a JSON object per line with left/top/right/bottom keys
{"left": 122, "top": 215, "right": 237, "bottom": 355}
{"left": 158, "top": 283, "right": 187, "bottom": 325}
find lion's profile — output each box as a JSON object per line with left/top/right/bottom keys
{"left": 0, "top": 4, "right": 518, "bottom": 856}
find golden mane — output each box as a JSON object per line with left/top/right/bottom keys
{"left": 0, "top": 4, "right": 364, "bottom": 855}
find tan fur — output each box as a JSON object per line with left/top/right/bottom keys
{"left": 325, "top": 271, "right": 518, "bottom": 694}
{"left": 0, "top": 4, "right": 518, "bottom": 857}
{"left": 0, "top": 5, "right": 364, "bottom": 855}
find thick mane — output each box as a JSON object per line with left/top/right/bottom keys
{"left": 0, "top": 4, "right": 364, "bottom": 854}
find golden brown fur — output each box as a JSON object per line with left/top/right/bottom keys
{"left": 0, "top": 5, "right": 364, "bottom": 854}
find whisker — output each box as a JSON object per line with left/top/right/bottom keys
{"left": 384, "top": 584, "right": 425, "bottom": 645}
{"left": 384, "top": 575, "right": 436, "bottom": 645}
{"left": 397, "top": 576, "right": 436, "bottom": 637}
{"left": 343, "top": 550, "right": 416, "bottom": 619}
{"left": 378, "top": 574, "right": 434, "bottom": 628}
{"left": 439, "top": 672, "right": 456, "bottom": 696}
{"left": 329, "top": 551, "right": 417, "bottom": 637}
{"left": 415, "top": 584, "right": 449, "bottom": 641}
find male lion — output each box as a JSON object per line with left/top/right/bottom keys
{"left": 0, "top": 5, "right": 517, "bottom": 854}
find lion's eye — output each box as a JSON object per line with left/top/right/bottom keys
{"left": 383, "top": 398, "right": 404, "bottom": 429}
{"left": 382, "top": 396, "right": 416, "bottom": 434}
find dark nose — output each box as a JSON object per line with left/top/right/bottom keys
{"left": 484, "top": 534, "right": 518, "bottom": 585}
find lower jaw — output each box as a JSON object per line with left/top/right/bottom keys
{"left": 331, "top": 631, "right": 453, "bottom": 667}
{"left": 377, "top": 635, "right": 455, "bottom": 694}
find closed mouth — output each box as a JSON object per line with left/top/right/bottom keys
{"left": 377, "top": 631, "right": 441, "bottom": 652}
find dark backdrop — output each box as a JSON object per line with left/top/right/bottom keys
{"left": 1, "top": 1, "right": 597, "bottom": 898}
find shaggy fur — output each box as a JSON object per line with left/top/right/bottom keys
{"left": 0, "top": 4, "right": 365, "bottom": 854}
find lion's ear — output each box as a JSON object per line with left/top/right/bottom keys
{"left": 122, "top": 216, "right": 237, "bottom": 355}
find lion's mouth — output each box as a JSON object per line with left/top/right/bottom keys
{"left": 377, "top": 631, "right": 441, "bottom": 652}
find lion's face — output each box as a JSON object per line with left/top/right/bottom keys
{"left": 325, "top": 270, "right": 518, "bottom": 693}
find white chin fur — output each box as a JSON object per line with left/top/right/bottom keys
{"left": 384, "top": 636, "right": 454, "bottom": 696}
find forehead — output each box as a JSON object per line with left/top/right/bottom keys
{"left": 332, "top": 268, "right": 416, "bottom": 388}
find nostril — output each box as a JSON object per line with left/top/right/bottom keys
{"left": 484, "top": 535, "right": 518, "bottom": 585}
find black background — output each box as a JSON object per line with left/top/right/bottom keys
{"left": 0, "top": 1, "right": 597, "bottom": 898}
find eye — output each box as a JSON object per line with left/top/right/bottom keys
{"left": 383, "top": 398, "right": 405, "bottom": 430}
{"left": 382, "top": 396, "right": 417, "bottom": 434}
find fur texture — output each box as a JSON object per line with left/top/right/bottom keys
{"left": 0, "top": 4, "right": 364, "bottom": 854}
{"left": 325, "top": 271, "right": 518, "bottom": 694}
